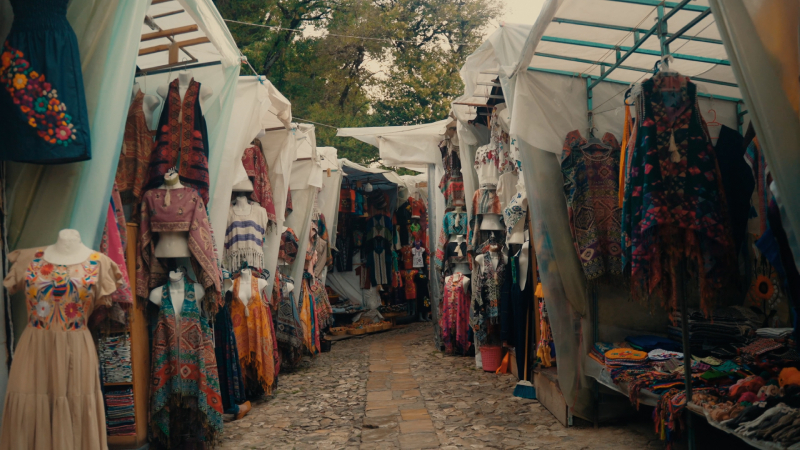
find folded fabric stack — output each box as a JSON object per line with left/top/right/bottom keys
{"left": 98, "top": 334, "right": 132, "bottom": 384}
{"left": 604, "top": 348, "right": 648, "bottom": 368}
{"left": 589, "top": 342, "right": 615, "bottom": 365}
{"left": 668, "top": 307, "right": 754, "bottom": 355}
{"left": 627, "top": 335, "right": 683, "bottom": 353}
{"left": 105, "top": 388, "right": 135, "bottom": 436}
{"left": 757, "top": 328, "right": 794, "bottom": 339}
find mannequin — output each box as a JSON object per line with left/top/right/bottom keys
{"left": 448, "top": 207, "right": 465, "bottom": 243}
{"left": 280, "top": 226, "right": 290, "bottom": 266}
{"left": 517, "top": 240, "right": 530, "bottom": 290}
{"left": 131, "top": 81, "right": 160, "bottom": 127}
{"left": 232, "top": 195, "right": 252, "bottom": 215}
{"left": 481, "top": 214, "right": 503, "bottom": 231}
{"left": 157, "top": 70, "right": 213, "bottom": 113}
{"left": 43, "top": 229, "right": 93, "bottom": 265}
{"left": 237, "top": 268, "right": 269, "bottom": 306}
{"left": 453, "top": 262, "right": 471, "bottom": 275}
{"left": 154, "top": 172, "right": 191, "bottom": 258}
{"left": 474, "top": 252, "right": 501, "bottom": 275}
{"left": 149, "top": 270, "right": 205, "bottom": 318}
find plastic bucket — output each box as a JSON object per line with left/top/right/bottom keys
{"left": 480, "top": 346, "right": 502, "bottom": 372}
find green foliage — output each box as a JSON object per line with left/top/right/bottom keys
{"left": 216, "top": 0, "right": 501, "bottom": 165}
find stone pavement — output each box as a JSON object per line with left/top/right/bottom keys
{"left": 218, "top": 322, "right": 680, "bottom": 449}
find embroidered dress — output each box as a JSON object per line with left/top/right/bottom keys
{"left": 622, "top": 74, "right": 733, "bottom": 311}
{"left": 275, "top": 274, "right": 304, "bottom": 367}
{"left": 136, "top": 187, "right": 222, "bottom": 312}
{"left": 412, "top": 247, "right": 425, "bottom": 268}
{"left": 115, "top": 90, "right": 155, "bottom": 205}
{"left": 312, "top": 279, "right": 333, "bottom": 328}
{"left": 0, "top": 249, "right": 122, "bottom": 450}
{"left": 214, "top": 293, "right": 246, "bottom": 414}
{"left": 230, "top": 276, "right": 276, "bottom": 395}
{"left": 443, "top": 211, "right": 468, "bottom": 235}
{"left": 402, "top": 270, "right": 419, "bottom": 299}
{"left": 503, "top": 191, "right": 527, "bottom": 239}
{"left": 440, "top": 273, "right": 471, "bottom": 355}
{"left": 471, "top": 253, "right": 504, "bottom": 343}
{"left": 561, "top": 130, "right": 623, "bottom": 282}
{"left": 367, "top": 214, "right": 393, "bottom": 241}
{"left": 367, "top": 237, "right": 392, "bottom": 285}
{"left": 224, "top": 202, "right": 269, "bottom": 270}
{"left": 146, "top": 78, "right": 211, "bottom": 204}
{"left": 0, "top": 0, "right": 91, "bottom": 163}
{"left": 400, "top": 246, "right": 414, "bottom": 270}
{"left": 474, "top": 144, "right": 501, "bottom": 185}
{"left": 242, "top": 145, "right": 277, "bottom": 223}
{"left": 150, "top": 282, "right": 223, "bottom": 447}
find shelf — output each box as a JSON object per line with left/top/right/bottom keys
{"left": 686, "top": 402, "right": 787, "bottom": 450}
{"left": 103, "top": 382, "right": 134, "bottom": 387}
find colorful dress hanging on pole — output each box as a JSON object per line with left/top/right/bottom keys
{"left": 561, "top": 130, "right": 623, "bottom": 282}
{"left": 145, "top": 77, "right": 210, "bottom": 204}
{"left": 621, "top": 73, "right": 732, "bottom": 312}
{"left": 0, "top": 0, "right": 91, "bottom": 163}
{"left": 230, "top": 276, "right": 276, "bottom": 395}
{"left": 150, "top": 282, "right": 223, "bottom": 447}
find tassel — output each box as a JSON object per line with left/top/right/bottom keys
{"left": 668, "top": 131, "right": 681, "bottom": 163}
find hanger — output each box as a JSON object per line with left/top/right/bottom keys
{"left": 706, "top": 106, "right": 721, "bottom": 140}
{"left": 581, "top": 127, "right": 611, "bottom": 150}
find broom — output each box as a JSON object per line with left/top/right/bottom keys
{"left": 513, "top": 302, "right": 536, "bottom": 399}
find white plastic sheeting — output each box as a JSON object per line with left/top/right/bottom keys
{"left": 317, "top": 147, "right": 343, "bottom": 248}
{"left": 337, "top": 119, "right": 452, "bottom": 170}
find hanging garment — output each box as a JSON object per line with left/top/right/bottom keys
{"left": 474, "top": 144, "right": 502, "bottom": 185}
{"left": 471, "top": 253, "right": 504, "bottom": 344}
{"left": 490, "top": 106, "right": 516, "bottom": 174}
{"left": 415, "top": 272, "right": 431, "bottom": 314}
{"left": 115, "top": 90, "right": 155, "bottom": 205}
{"left": 312, "top": 279, "right": 333, "bottom": 329}
{"left": 298, "top": 275, "right": 319, "bottom": 355}
{"left": 440, "top": 273, "right": 471, "bottom": 355}
{"left": 744, "top": 136, "right": 772, "bottom": 238}
{"left": 496, "top": 171, "right": 520, "bottom": 210}
{"left": 622, "top": 73, "right": 733, "bottom": 312}
{"left": 230, "top": 276, "right": 276, "bottom": 395}
{"left": 279, "top": 227, "right": 300, "bottom": 265}
{"left": 443, "top": 211, "right": 468, "bottom": 235}
{"left": 503, "top": 190, "right": 528, "bottom": 241}
{"left": 412, "top": 246, "right": 425, "bottom": 268}
{"left": 285, "top": 188, "right": 293, "bottom": 217}
{"left": 150, "top": 282, "right": 223, "bottom": 447}
{"left": 367, "top": 214, "right": 393, "bottom": 241}
{"left": 715, "top": 126, "right": 753, "bottom": 254}
{"left": 445, "top": 241, "right": 468, "bottom": 264}
{"left": 313, "top": 214, "right": 332, "bottom": 279}
{"left": 224, "top": 202, "right": 269, "bottom": 270}
{"left": 214, "top": 294, "right": 246, "bottom": 414}
{"left": 136, "top": 187, "right": 222, "bottom": 312}
{"left": 468, "top": 186, "right": 502, "bottom": 249}
{"left": 439, "top": 147, "right": 463, "bottom": 194}
{"left": 402, "top": 270, "right": 419, "bottom": 300}
{"left": 619, "top": 103, "right": 634, "bottom": 208}
{"left": 443, "top": 181, "right": 466, "bottom": 209}
{"left": 241, "top": 145, "right": 277, "bottom": 223}
{"left": 561, "top": 130, "right": 623, "bottom": 282}
{"left": 0, "top": 249, "right": 122, "bottom": 450}
{"left": 366, "top": 237, "right": 392, "bottom": 285}
{"left": 409, "top": 197, "right": 425, "bottom": 218}
{"left": 99, "top": 195, "right": 133, "bottom": 308}
{"left": 400, "top": 246, "right": 415, "bottom": 270}
{"left": 145, "top": 77, "right": 211, "bottom": 204}
{"left": 0, "top": 0, "right": 91, "bottom": 163}
{"left": 275, "top": 274, "right": 303, "bottom": 364}
{"left": 396, "top": 200, "right": 413, "bottom": 246}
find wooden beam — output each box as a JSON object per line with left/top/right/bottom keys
{"left": 141, "top": 24, "right": 198, "bottom": 41}
{"left": 152, "top": 9, "right": 184, "bottom": 19}
{"left": 139, "top": 37, "right": 210, "bottom": 56}
{"left": 452, "top": 102, "right": 491, "bottom": 108}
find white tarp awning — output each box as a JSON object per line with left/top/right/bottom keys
{"left": 337, "top": 119, "right": 454, "bottom": 170}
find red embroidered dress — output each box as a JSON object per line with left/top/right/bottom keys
{"left": 242, "top": 145, "right": 277, "bottom": 223}
{"left": 146, "top": 78, "right": 211, "bottom": 204}
{"left": 115, "top": 90, "right": 155, "bottom": 205}
{"left": 440, "top": 273, "right": 470, "bottom": 355}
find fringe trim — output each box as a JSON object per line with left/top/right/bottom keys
{"left": 225, "top": 248, "right": 264, "bottom": 271}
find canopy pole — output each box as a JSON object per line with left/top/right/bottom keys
{"left": 428, "top": 164, "right": 443, "bottom": 349}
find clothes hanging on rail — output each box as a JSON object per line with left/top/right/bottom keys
{"left": 241, "top": 144, "right": 277, "bottom": 224}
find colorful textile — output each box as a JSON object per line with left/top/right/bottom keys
{"left": 468, "top": 186, "right": 502, "bottom": 249}
{"left": 744, "top": 137, "right": 772, "bottom": 237}
{"left": 740, "top": 338, "right": 783, "bottom": 356}
{"left": 100, "top": 196, "right": 133, "bottom": 307}
{"left": 230, "top": 275, "right": 275, "bottom": 394}
{"left": 298, "top": 276, "right": 318, "bottom": 355}
{"left": 412, "top": 246, "right": 425, "bottom": 268}
{"left": 561, "top": 130, "right": 623, "bottom": 282}
{"left": 443, "top": 211, "right": 468, "bottom": 235}
{"left": 242, "top": 144, "right": 277, "bottom": 223}
{"left": 150, "top": 282, "right": 223, "bottom": 447}
{"left": 105, "top": 389, "right": 136, "bottom": 436}
{"left": 440, "top": 273, "right": 471, "bottom": 355}
{"left": 312, "top": 279, "right": 333, "bottom": 329}
{"left": 471, "top": 253, "right": 504, "bottom": 343}
{"left": 400, "top": 246, "right": 414, "bottom": 270}
{"left": 622, "top": 74, "right": 733, "bottom": 312}
{"left": 474, "top": 144, "right": 501, "bottom": 185}
{"left": 0, "top": 0, "right": 91, "bottom": 163}
{"left": 275, "top": 275, "right": 303, "bottom": 353}
{"left": 136, "top": 187, "right": 222, "bottom": 312}
{"left": 224, "top": 202, "right": 269, "bottom": 270}
{"left": 279, "top": 227, "right": 299, "bottom": 264}
{"left": 402, "top": 270, "right": 419, "bottom": 300}
{"left": 115, "top": 90, "right": 154, "bottom": 204}
{"left": 146, "top": 77, "right": 210, "bottom": 204}
{"left": 214, "top": 294, "right": 246, "bottom": 413}
{"left": 443, "top": 181, "right": 466, "bottom": 209}
{"left": 366, "top": 237, "right": 392, "bottom": 285}
{"left": 98, "top": 334, "right": 132, "bottom": 383}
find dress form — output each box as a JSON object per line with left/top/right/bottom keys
{"left": 154, "top": 173, "right": 191, "bottom": 258}
{"left": 448, "top": 207, "right": 465, "bottom": 242}
{"left": 43, "top": 229, "right": 93, "bottom": 265}
{"left": 149, "top": 270, "right": 205, "bottom": 319}
{"left": 232, "top": 196, "right": 252, "bottom": 216}
{"left": 481, "top": 214, "right": 503, "bottom": 231}
{"left": 474, "top": 252, "right": 500, "bottom": 276}
{"left": 132, "top": 81, "right": 160, "bottom": 127}
{"left": 517, "top": 240, "right": 530, "bottom": 290}
{"left": 453, "top": 262, "right": 471, "bottom": 275}
{"left": 156, "top": 71, "right": 213, "bottom": 113}
{"left": 237, "top": 268, "right": 268, "bottom": 307}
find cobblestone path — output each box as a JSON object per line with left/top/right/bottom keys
{"left": 219, "top": 323, "right": 667, "bottom": 449}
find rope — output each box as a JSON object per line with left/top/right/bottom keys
{"left": 293, "top": 117, "right": 339, "bottom": 130}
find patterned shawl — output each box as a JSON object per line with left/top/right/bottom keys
{"left": 242, "top": 145, "right": 277, "bottom": 223}
{"left": 561, "top": 130, "right": 623, "bottom": 282}
{"left": 214, "top": 294, "right": 246, "bottom": 413}
{"left": 230, "top": 275, "right": 276, "bottom": 394}
{"left": 150, "top": 283, "right": 223, "bottom": 447}
{"left": 622, "top": 74, "right": 732, "bottom": 312}
{"left": 146, "top": 78, "right": 211, "bottom": 204}
{"left": 136, "top": 187, "right": 222, "bottom": 312}
{"left": 115, "top": 89, "right": 154, "bottom": 205}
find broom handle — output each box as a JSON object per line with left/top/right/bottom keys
{"left": 523, "top": 301, "right": 530, "bottom": 381}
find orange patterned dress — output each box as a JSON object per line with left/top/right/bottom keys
{"left": 230, "top": 276, "right": 275, "bottom": 394}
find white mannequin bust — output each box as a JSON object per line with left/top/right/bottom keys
{"left": 448, "top": 207, "right": 465, "bottom": 242}
{"left": 481, "top": 214, "right": 503, "bottom": 231}
{"left": 44, "top": 229, "right": 93, "bottom": 266}
{"left": 517, "top": 240, "right": 530, "bottom": 290}
{"left": 453, "top": 262, "right": 471, "bottom": 275}
{"left": 237, "top": 268, "right": 269, "bottom": 307}
{"left": 132, "top": 81, "right": 160, "bottom": 127}
{"left": 149, "top": 270, "right": 205, "bottom": 318}
{"left": 448, "top": 272, "right": 470, "bottom": 291}
{"left": 474, "top": 252, "right": 500, "bottom": 276}
{"left": 156, "top": 71, "right": 213, "bottom": 114}
{"left": 232, "top": 196, "right": 252, "bottom": 215}
{"left": 154, "top": 173, "right": 191, "bottom": 258}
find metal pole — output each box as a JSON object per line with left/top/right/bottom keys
{"left": 679, "top": 260, "right": 695, "bottom": 449}
{"left": 427, "top": 164, "right": 443, "bottom": 349}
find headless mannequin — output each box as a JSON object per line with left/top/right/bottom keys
{"left": 149, "top": 270, "right": 205, "bottom": 320}
{"left": 449, "top": 272, "right": 470, "bottom": 292}
{"left": 448, "top": 207, "right": 464, "bottom": 243}
{"left": 453, "top": 262, "right": 471, "bottom": 275}
{"left": 154, "top": 173, "right": 191, "bottom": 258}
{"left": 474, "top": 252, "right": 501, "bottom": 277}
{"left": 481, "top": 214, "right": 503, "bottom": 231}
{"left": 43, "top": 229, "right": 93, "bottom": 265}
{"left": 156, "top": 71, "right": 213, "bottom": 114}
{"left": 516, "top": 240, "right": 530, "bottom": 290}
{"left": 232, "top": 195, "right": 252, "bottom": 216}
{"left": 236, "top": 268, "right": 268, "bottom": 307}
{"left": 131, "top": 81, "right": 160, "bottom": 127}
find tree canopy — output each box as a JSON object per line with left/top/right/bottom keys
{"left": 215, "top": 0, "right": 501, "bottom": 164}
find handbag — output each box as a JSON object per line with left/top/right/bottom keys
{"left": 339, "top": 180, "right": 355, "bottom": 213}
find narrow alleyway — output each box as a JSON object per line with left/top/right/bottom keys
{"left": 218, "top": 322, "right": 672, "bottom": 449}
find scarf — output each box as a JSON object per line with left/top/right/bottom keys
{"left": 150, "top": 282, "right": 223, "bottom": 447}
{"left": 115, "top": 89, "right": 155, "bottom": 205}
{"left": 146, "top": 77, "right": 211, "bottom": 204}
{"left": 230, "top": 275, "right": 276, "bottom": 394}
{"left": 242, "top": 145, "right": 277, "bottom": 223}
{"left": 214, "top": 294, "right": 246, "bottom": 413}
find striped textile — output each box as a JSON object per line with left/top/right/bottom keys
{"left": 224, "top": 202, "right": 269, "bottom": 270}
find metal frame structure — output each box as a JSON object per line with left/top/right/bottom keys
{"left": 523, "top": 2, "right": 752, "bottom": 449}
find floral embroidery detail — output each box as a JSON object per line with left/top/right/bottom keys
{"left": 64, "top": 302, "right": 80, "bottom": 319}
{"left": 0, "top": 42, "right": 79, "bottom": 146}
{"left": 35, "top": 301, "right": 50, "bottom": 318}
